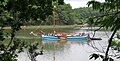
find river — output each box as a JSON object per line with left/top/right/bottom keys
{"left": 17, "top": 28, "right": 120, "bottom": 61}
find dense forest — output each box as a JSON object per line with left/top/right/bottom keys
{"left": 23, "top": 4, "right": 100, "bottom": 25}
{"left": 0, "top": 1, "right": 100, "bottom": 26}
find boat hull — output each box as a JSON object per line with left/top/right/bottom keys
{"left": 42, "top": 34, "right": 89, "bottom": 41}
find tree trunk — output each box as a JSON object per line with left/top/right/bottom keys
{"left": 105, "top": 29, "right": 117, "bottom": 59}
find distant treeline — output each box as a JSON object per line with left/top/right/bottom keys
{"left": 24, "top": 4, "right": 100, "bottom": 26}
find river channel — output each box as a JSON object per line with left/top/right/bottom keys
{"left": 17, "top": 28, "right": 120, "bottom": 61}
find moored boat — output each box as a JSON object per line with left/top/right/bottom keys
{"left": 41, "top": 32, "right": 90, "bottom": 41}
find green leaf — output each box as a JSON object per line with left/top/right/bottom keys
{"left": 58, "top": 0, "right": 64, "bottom": 5}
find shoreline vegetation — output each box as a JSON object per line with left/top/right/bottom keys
{"left": 3, "top": 25, "right": 120, "bottom": 40}
{"left": 3, "top": 25, "right": 76, "bottom": 41}
{"left": 3, "top": 25, "right": 116, "bottom": 36}
{"left": 2, "top": 25, "right": 76, "bottom": 45}
{"left": 3, "top": 25, "right": 76, "bottom": 38}
{"left": 2, "top": 25, "right": 108, "bottom": 31}
{"left": 3, "top": 25, "right": 76, "bottom": 29}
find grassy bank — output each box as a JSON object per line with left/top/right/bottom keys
{"left": 4, "top": 25, "right": 75, "bottom": 36}
{"left": 3, "top": 25, "right": 75, "bottom": 44}
{"left": 3, "top": 25, "right": 75, "bottom": 29}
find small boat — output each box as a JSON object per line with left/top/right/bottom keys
{"left": 90, "top": 37, "right": 102, "bottom": 40}
{"left": 41, "top": 32, "right": 90, "bottom": 41}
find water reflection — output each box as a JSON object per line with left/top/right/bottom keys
{"left": 18, "top": 31, "right": 120, "bottom": 61}
{"left": 35, "top": 39, "right": 91, "bottom": 61}
{"left": 18, "top": 37, "right": 109, "bottom": 61}
{"left": 42, "top": 39, "right": 89, "bottom": 52}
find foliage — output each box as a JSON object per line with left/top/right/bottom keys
{"left": 90, "top": 53, "right": 114, "bottom": 61}
{"left": 0, "top": 0, "right": 64, "bottom": 25}
{"left": 58, "top": 4, "right": 74, "bottom": 25}
{"left": 45, "top": 4, "right": 100, "bottom": 25}
{"left": 0, "top": 0, "right": 64, "bottom": 61}
{"left": 0, "top": 35, "right": 26, "bottom": 61}
{"left": 111, "top": 39, "right": 120, "bottom": 58}
{"left": 27, "top": 43, "right": 43, "bottom": 61}
{"left": 87, "top": 0, "right": 120, "bottom": 61}
{"left": 72, "top": 7, "right": 100, "bottom": 25}
{"left": 87, "top": 0, "right": 120, "bottom": 30}
{"left": 1, "top": 3, "right": 99, "bottom": 25}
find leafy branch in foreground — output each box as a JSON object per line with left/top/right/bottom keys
{"left": 90, "top": 53, "right": 114, "bottom": 61}
{"left": 0, "top": 0, "right": 64, "bottom": 61}
{"left": 87, "top": 0, "right": 120, "bottom": 61}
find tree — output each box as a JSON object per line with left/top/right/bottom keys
{"left": 72, "top": 7, "right": 100, "bottom": 25}
{"left": 87, "top": 0, "right": 120, "bottom": 61}
{"left": 58, "top": 4, "right": 74, "bottom": 25}
{"left": 0, "top": 0, "right": 64, "bottom": 61}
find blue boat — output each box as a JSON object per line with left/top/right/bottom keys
{"left": 42, "top": 33, "right": 90, "bottom": 41}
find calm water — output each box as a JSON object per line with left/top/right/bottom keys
{"left": 18, "top": 30, "right": 120, "bottom": 61}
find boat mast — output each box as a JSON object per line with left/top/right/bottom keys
{"left": 52, "top": 0, "right": 58, "bottom": 33}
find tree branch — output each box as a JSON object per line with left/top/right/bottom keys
{"left": 7, "top": 29, "right": 15, "bottom": 49}
{"left": 105, "top": 29, "right": 117, "bottom": 59}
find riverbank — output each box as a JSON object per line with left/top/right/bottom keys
{"left": 3, "top": 25, "right": 75, "bottom": 29}
{"left": 3, "top": 25, "right": 76, "bottom": 45}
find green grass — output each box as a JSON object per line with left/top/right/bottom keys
{"left": 3, "top": 25, "right": 75, "bottom": 29}
{"left": 3, "top": 25, "right": 76, "bottom": 44}
{"left": 4, "top": 25, "right": 75, "bottom": 37}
